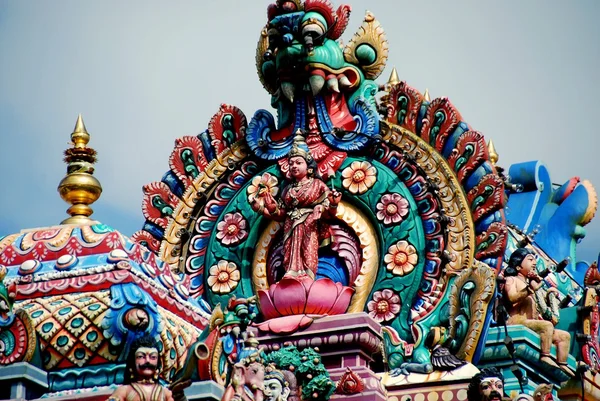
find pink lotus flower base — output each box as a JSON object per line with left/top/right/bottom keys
{"left": 256, "top": 276, "right": 354, "bottom": 334}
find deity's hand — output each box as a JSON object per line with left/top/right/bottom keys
{"left": 249, "top": 196, "right": 262, "bottom": 212}
{"left": 328, "top": 190, "right": 342, "bottom": 206}
{"left": 313, "top": 204, "right": 324, "bottom": 219}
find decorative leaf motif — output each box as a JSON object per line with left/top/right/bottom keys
{"left": 142, "top": 182, "right": 180, "bottom": 229}
{"left": 467, "top": 174, "right": 505, "bottom": 222}
{"left": 386, "top": 81, "right": 424, "bottom": 132}
{"left": 475, "top": 222, "right": 507, "bottom": 260}
{"left": 448, "top": 131, "right": 488, "bottom": 184}
{"left": 448, "top": 261, "right": 496, "bottom": 361}
{"left": 208, "top": 104, "right": 248, "bottom": 154}
{"left": 420, "top": 97, "right": 462, "bottom": 152}
{"left": 131, "top": 230, "right": 161, "bottom": 253}
{"left": 330, "top": 4, "right": 352, "bottom": 40}
{"left": 168, "top": 136, "right": 208, "bottom": 188}
{"left": 343, "top": 11, "right": 388, "bottom": 80}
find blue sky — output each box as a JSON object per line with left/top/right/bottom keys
{"left": 1, "top": 0, "right": 599, "bottom": 263}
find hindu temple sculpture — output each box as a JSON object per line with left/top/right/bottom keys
{"left": 107, "top": 335, "right": 175, "bottom": 401}
{"left": 248, "top": 131, "right": 341, "bottom": 280}
{"left": 502, "top": 248, "right": 574, "bottom": 376}
{"left": 2, "top": 0, "right": 600, "bottom": 400}
{"left": 263, "top": 368, "right": 291, "bottom": 401}
{"left": 467, "top": 367, "right": 506, "bottom": 401}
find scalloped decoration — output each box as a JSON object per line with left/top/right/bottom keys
{"left": 343, "top": 11, "right": 388, "bottom": 80}
{"left": 466, "top": 174, "right": 505, "bottom": 222}
{"left": 448, "top": 131, "right": 488, "bottom": 184}
{"left": 420, "top": 97, "right": 462, "bottom": 152}
{"left": 168, "top": 136, "right": 209, "bottom": 188}
{"left": 208, "top": 104, "right": 248, "bottom": 155}
{"left": 142, "top": 182, "right": 180, "bottom": 229}
{"left": 386, "top": 81, "right": 424, "bottom": 132}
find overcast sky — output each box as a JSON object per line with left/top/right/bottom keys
{"left": 1, "top": 0, "right": 599, "bottom": 263}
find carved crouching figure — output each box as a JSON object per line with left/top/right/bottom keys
{"left": 502, "top": 248, "right": 574, "bottom": 376}
{"left": 221, "top": 359, "right": 265, "bottom": 401}
{"left": 107, "top": 335, "right": 174, "bottom": 401}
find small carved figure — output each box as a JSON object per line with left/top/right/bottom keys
{"left": 502, "top": 248, "right": 574, "bottom": 376}
{"left": 107, "top": 335, "right": 174, "bottom": 401}
{"left": 532, "top": 383, "right": 554, "bottom": 401}
{"left": 263, "top": 368, "right": 291, "bottom": 401}
{"left": 249, "top": 131, "right": 341, "bottom": 280}
{"left": 467, "top": 367, "right": 505, "bottom": 401}
{"left": 221, "top": 359, "right": 266, "bottom": 401}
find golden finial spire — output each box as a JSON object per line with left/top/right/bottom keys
{"left": 387, "top": 67, "right": 400, "bottom": 87}
{"left": 487, "top": 139, "right": 499, "bottom": 165}
{"left": 57, "top": 114, "right": 102, "bottom": 224}
{"left": 424, "top": 88, "right": 430, "bottom": 102}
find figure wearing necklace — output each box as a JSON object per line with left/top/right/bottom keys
{"left": 107, "top": 335, "right": 175, "bottom": 401}
{"left": 502, "top": 248, "right": 574, "bottom": 376}
{"left": 249, "top": 132, "right": 341, "bottom": 280}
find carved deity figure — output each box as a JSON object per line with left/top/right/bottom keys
{"left": 502, "top": 248, "right": 574, "bottom": 376}
{"left": 249, "top": 131, "right": 341, "bottom": 280}
{"left": 467, "top": 367, "right": 506, "bottom": 401}
{"left": 263, "top": 368, "right": 291, "bottom": 401}
{"left": 532, "top": 383, "right": 554, "bottom": 401}
{"left": 107, "top": 335, "right": 174, "bottom": 401}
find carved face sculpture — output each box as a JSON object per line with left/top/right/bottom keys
{"left": 134, "top": 346, "right": 160, "bottom": 381}
{"left": 264, "top": 378, "right": 284, "bottom": 401}
{"left": 288, "top": 156, "right": 308, "bottom": 180}
{"left": 479, "top": 377, "right": 504, "bottom": 401}
{"left": 263, "top": 370, "right": 290, "bottom": 401}
{"left": 517, "top": 254, "right": 537, "bottom": 277}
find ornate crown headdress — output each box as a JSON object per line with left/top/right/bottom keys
{"left": 288, "top": 129, "right": 312, "bottom": 162}
{"left": 264, "top": 366, "right": 288, "bottom": 386}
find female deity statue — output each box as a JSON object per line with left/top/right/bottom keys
{"left": 249, "top": 131, "right": 341, "bottom": 280}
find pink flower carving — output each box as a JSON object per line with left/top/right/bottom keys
{"left": 384, "top": 240, "right": 418, "bottom": 276}
{"left": 367, "top": 289, "right": 400, "bottom": 322}
{"left": 376, "top": 193, "right": 409, "bottom": 225}
{"left": 216, "top": 212, "right": 248, "bottom": 246}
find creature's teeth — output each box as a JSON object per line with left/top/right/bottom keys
{"left": 281, "top": 82, "right": 295, "bottom": 103}
{"left": 326, "top": 76, "right": 340, "bottom": 93}
{"left": 422, "top": 301, "right": 432, "bottom": 309}
{"left": 411, "top": 309, "right": 419, "bottom": 320}
{"left": 338, "top": 75, "right": 352, "bottom": 89}
{"left": 309, "top": 75, "right": 325, "bottom": 96}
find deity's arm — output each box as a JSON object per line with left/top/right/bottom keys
{"left": 164, "top": 387, "right": 176, "bottom": 401}
{"left": 504, "top": 277, "right": 531, "bottom": 306}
